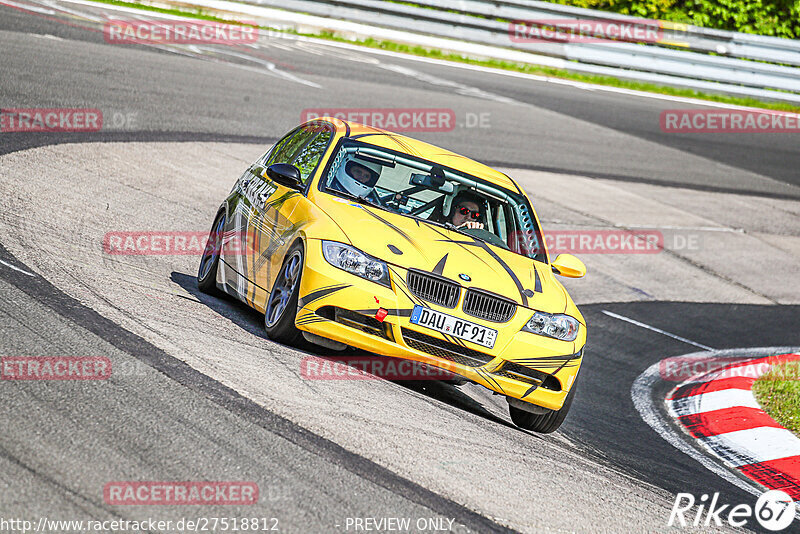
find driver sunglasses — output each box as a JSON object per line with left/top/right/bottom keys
{"left": 458, "top": 206, "right": 482, "bottom": 220}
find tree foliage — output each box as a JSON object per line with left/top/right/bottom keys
{"left": 550, "top": 0, "right": 800, "bottom": 39}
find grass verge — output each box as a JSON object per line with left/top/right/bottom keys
{"left": 753, "top": 361, "right": 800, "bottom": 435}
{"left": 88, "top": 0, "right": 800, "bottom": 113}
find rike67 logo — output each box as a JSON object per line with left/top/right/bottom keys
{"left": 669, "top": 490, "right": 795, "bottom": 531}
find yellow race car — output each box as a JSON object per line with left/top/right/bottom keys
{"left": 198, "top": 118, "right": 587, "bottom": 433}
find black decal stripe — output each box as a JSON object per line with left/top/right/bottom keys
{"left": 515, "top": 363, "right": 578, "bottom": 371}
{"left": 478, "top": 368, "right": 505, "bottom": 394}
{"left": 253, "top": 231, "right": 277, "bottom": 272}
{"left": 513, "top": 359, "right": 577, "bottom": 365}
{"left": 440, "top": 332, "right": 462, "bottom": 347}
{"left": 389, "top": 267, "right": 425, "bottom": 307}
{"left": 513, "top": 353, "right": 582, "bottom": 363}
{"left": 516, "top": 356, "right": 580, "bottom": 379}
{"left": 427, "top": 225, "right": 531, "bottom": 305}
{"left": 390, "top": 266, "right": 489, "bottom": 352}
{"left": 512, "top": 363, "right": 576, "bottom": 371}
{"left": 447, "top": 335, "right": 468, "bottom": 348}
{"left": 475, "top": 368, "right": 505, "bottom": 394}
{"left": 296, "top": 317, "right": 329, "bottom": 326}
{"left": 514, "top": 358, "right": 579, "bottom": 365}
{"left": 467, "top": 238, "right": 528, "bottom": 307}
{"left": 254, "top": 221, "right": 303, "bottom": 272}
{"left": 298, "top": 284, "right": 350, "bottom": 308}
{"left": 432, "top": 254, "right": 448, "bottom": 275}
{"left": 295, "top": 313, "right": 320, "bottom": 322}
{"left": 424, "top": 225, "right": 493, "bottom": 270}
{"left": 349, "top": 132, "right": 416, "bottom": 155}
{"left": 520, "top": 353, "right": 576, "bottom": 399}
{"left": 362, "top": 207, "right": 417, "bottom": 248}
{"left": 387, "top": 135, "right": 417, "bottom": 155}
{"left": 521, "top": 382, "right": 539, "bottom": 399}
{"left": 268, "top": 191, "right": 299, "bottom": 210}
{"left": 533, "top": 265, "right": 542, "bottom": 293}
{"left": 438, "top": 235, "right": 528, "bottom": 307}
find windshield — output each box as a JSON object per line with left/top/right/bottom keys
{"left": 320, "top": 139, "right": 547, "bottom": 263}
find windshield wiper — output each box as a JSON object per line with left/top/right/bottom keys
{"left": 421, "top": 218, "right": 486, "bottom": 241}
{"left": 329, "top": 189, "right": 386, "bottom": 211}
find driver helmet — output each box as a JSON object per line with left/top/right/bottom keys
{"left": 336, "top": 159, "right": 381, "bottom": 198}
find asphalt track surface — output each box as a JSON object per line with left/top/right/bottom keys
{"left": 1, "top": 2, "right": 799, "bottom": 532}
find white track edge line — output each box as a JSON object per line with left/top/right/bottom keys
{"left": 0, "top": 259, "right": 36, "bottom": 277}
{"left": 603, "top": 310, "right": 715, "bottom": 351}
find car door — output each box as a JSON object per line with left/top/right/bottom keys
{"left": 247, "top": 124, "right": 334, "bottom": 312}
{"left": 217, "top": 127, "right": 288, "bottom": 302}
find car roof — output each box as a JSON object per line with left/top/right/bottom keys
{"left": 314, "top": 118, "right": 521, "bottom": 192}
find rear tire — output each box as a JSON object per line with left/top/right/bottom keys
{"left": 509, "top": 376, "right": 578, "bottom": 434}
{"left": 197, "top": 210, "right": 225, "bottom": 296}
{"left": 264, "top": 243, "right": 304, "bottom": 346}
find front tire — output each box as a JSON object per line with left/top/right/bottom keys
{"left": 264, "top": 243, "right": 304, "bottom": 345}
{"left": 197, "top": 210, "right": 225, "bottom": 295}
{"left": 509, "top": 377, "right": 578, "bottom": 434}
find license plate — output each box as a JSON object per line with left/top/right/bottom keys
{"left": 409, "top": 305, "right": 497, "bottom": 349}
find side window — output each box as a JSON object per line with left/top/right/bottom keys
{"left": 292, "top": 130, "right": 332, "bottom": 183}
{"left": 258, "top": 131, "right": 291, "bottom": 166}
{"left": 505, "top": 207, "right": 525, "bottom": 255}
{"left": 495, "top": 203, "right": 508, "bottom": 243}
{"left": 264, "top": 124, "right": 333, "bottom": 184}
{"left": 265, "top": 127, "right": 308, "bottom": 166}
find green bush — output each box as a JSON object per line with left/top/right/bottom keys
{"left": 548, "top": 0, "right": 800, "bottom": 39}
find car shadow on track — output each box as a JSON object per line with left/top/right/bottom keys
{"left": 171, "top": 272, "right": 270, "bottom": 340}
{"left": 170, "top": 271, "right": 527, "bottom": 434}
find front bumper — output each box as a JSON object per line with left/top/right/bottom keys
{"left": 296, "top": 239, "right": 584, "bottom": 411}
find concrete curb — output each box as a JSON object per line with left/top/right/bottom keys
{"left": 666, "top": 352, "right": 800, "bottom": 499}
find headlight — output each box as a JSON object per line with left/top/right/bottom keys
{"left": 522, "top": 311, "right": 579, "bottom": 341}
{"left": 321, "top": 241, "right": 391, "bottom": 288}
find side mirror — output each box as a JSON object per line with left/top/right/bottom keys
{"left": 551, "top": 253, "right": 586, "bottom": 278}
{"left": 266, "top": 163, "right": 303, "bottom": 191}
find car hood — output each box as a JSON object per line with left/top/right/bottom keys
{"left": 315, "top": 195, "right": 568, "bottom": 313}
